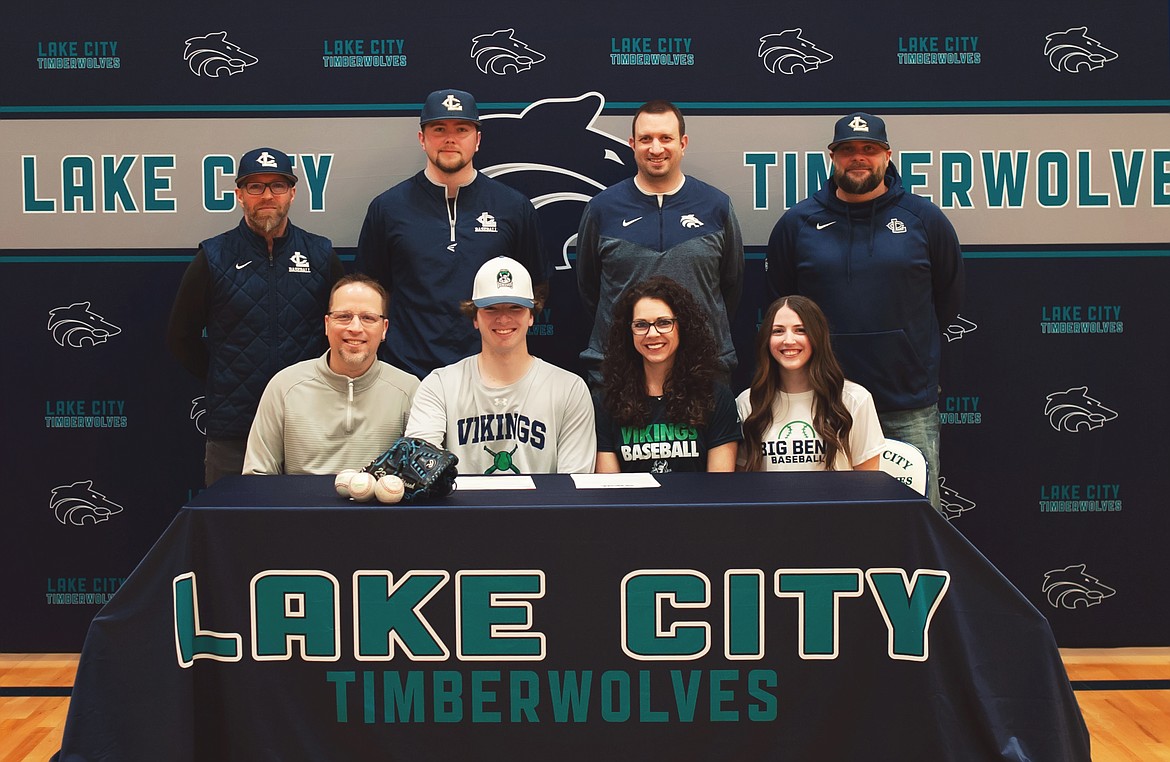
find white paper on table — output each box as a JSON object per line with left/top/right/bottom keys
{"left": 570, "top": 473, "right": 661, "bottom": 489}
{"left": 454, "top": 475, "right": 537, "bottom": 490}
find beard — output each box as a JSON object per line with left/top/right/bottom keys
{"left": 836, "top": 164, "right": 886, "bottom": 196}
{"left": 245, "top": 207, "right": 288, "bottom": 234}
{"left": 331, "top": 344, "right": 374, "bottom": 377}
{"left": 338, "top": 344, "right": 371, "bottom": 365}
{"left": 432, "top": 151, "right": 472, "bottom": 175}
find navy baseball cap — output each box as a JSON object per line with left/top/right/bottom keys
{"left": 828, "top": 112, "right": 890, "bottom": 150}
{"left": 236, "top": 147, "right": 298, "bottom": 185}
{"left": 420, "top": 89, "right": 481, "bottom": 126}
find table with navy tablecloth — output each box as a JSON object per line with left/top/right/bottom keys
{"left": 55, "top": 472, "right": 1090, "bottom": 761}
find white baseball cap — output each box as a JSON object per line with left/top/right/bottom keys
{"left": 472, "top": 256, "right": 534, "bottom": 308}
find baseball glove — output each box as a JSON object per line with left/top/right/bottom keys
{"left": 363, "top": 437, "right": 459, "bottom": 502}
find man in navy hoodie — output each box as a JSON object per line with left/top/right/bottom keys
{"left": 766, "top": 112, "right": 964, "bottom": 510}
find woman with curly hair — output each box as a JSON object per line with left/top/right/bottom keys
{"left": 594, "top": 276, "right": 740, "bottom": 473}
{"left": 737, "top": 295, "right": 884, "bottom": 472}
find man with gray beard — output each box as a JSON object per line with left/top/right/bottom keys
{"left": 167, "top": 147, "right": 344, "bottom": 485}
{"left": 766, "top": 113, "right": 964, "bottom": 511}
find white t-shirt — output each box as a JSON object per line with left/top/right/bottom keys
{"left": 406, "top": 355, "right": 596, "bottom": 475}
{"left": 735, "top": 380, "right": 884, "bottom": 471}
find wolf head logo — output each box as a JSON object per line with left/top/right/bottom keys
{"left": 1043, "top": 27, "right": 1118, "bottom": 73}
{"left": 938, "top": 477, "right": 975, "bottom": 521}
{"left": 758, "top": 29, "right": 834, "bottom": 74}
{"left": 1042, "top": 564, "right": 1116, "bottom": 609}
{"left": 190, "top": 396, "right": 207, "bottom": 436}
{"left": 47, "top": 302, "right": 122, "bottom": 348}
{"left": 50, "top": 480, "right": 124, "bottom": 526}
{"left": 470, "top": 29, "right": 546, "bottom": 75}
{"left": 1044, "top": 386, "right": 1118, "bottom": 432}
{"left": 945, "top": 315, "right": 978, "bottom": 342}
{"left": 184, "top": 31, "right": 259, "bottom": 77}
{"left": 478, "top": 92, "right": 635, "bottom": 269}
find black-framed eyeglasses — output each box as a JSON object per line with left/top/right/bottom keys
{"left": 327, "top": 311, "right": 384, "bottom": 326}
{"left": 630, "top": 318, "right": 678, "bottom": 335}
{"left": 241, "top": 180, "right": 291, "bottom": 196}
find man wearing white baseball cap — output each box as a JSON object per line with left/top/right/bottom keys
{"left": 405, "top": 256, "right": 596, "bottom": 474}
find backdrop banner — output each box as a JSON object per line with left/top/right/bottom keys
{"left": 4, "top": 0, "right": 1169, "bottom": 651}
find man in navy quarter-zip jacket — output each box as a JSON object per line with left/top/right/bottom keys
{"left": 167, "top": 147, "right": 344, "bottom": 486}
{"left": 356, "top": 88, "right": 547, "bottom": 380}
{"left": 576, "top": 99, "right": 744, "bottom": 388}
{"left": 766, "top": 112, "right": 965, "bottom": 511}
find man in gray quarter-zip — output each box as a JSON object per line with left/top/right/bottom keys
{"left": 244, "top": 274, "right": 419, "bottom": 476}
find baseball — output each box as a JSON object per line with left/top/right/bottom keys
{"left": 334, "top": 469, "right": 359, "bottom": 498}
{"left": 347, "top": 472, "right": 376, "bottom": 502}
{"left": 375, "top": 474, "right": 405, "bottom": 504}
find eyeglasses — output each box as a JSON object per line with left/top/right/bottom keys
{"left": 630, "top": 318, "right": 678, "bottom": 335}
{"left": 240, "top": 181, "right": 291, "bottom": 196}
{"left": 327, "top": 311, "right": 384, "bottom": 326}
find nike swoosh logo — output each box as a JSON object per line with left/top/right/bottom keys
{"left": 235, "top": 261, "right": 253, "bottom": 269}
{"left": 816, "top": 221, "right": 837, "bottom": 230}
{"left": 622, "top": 217, "right": 643, "bottom": 227}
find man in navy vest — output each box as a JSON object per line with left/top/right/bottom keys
{"left": 167, "top": 147, "right": 344, "bottom": 485}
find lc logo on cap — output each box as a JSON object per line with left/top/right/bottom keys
{"left": 236, "top": 147, "right": 298, "bottom": 185}
{"left": 828, "top": 112, "right": 890, "bottom": 150}
{"left": 421, "top": 89, "right": 481, "bottom": 125}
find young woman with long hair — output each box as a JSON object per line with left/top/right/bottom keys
{"left": 595, "top": 276, "right": 740, "bottom": 473}
{"left": 737, "top": 295, "right": 883, "bottom": 472}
